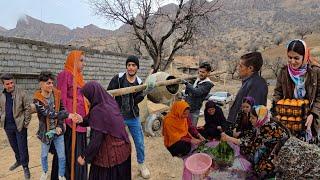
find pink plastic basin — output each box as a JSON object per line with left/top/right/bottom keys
{"left": 185, "top": 153, "right": 212, "bottom": 175}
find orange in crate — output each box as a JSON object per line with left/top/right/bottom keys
{"left": 287, "top": 117, "right": 295, "bottom": 121}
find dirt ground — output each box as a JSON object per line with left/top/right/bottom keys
{"left": 0, "top": 80, "right": 274, "bottom": 180}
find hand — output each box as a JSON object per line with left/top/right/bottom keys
{"left": 56, "top": 127, "right": 63, "bottom": 135}
{"left": 145, "top": 75, "right": 157, "bottom": 92}
{"left": 69, "top": 113, "right": 83, "bottom": 123}
{"left": 232, "top": 128, "right": 241, "bottom": 138}
{"left": 198, "top": 135, "right": 206, "bottom": 141}
{"left": 305, "top": 114, "right": 314, "bottom": 130}
{"left": 77, "top": 156, "right": 86, "bottom": 166}
{"left": 181, "top": 79, "right": 188, "bottom": 85}
{"left": 220, "top": 132, "right": 228, "bottom": 142}
{"left": 191, "top": 138, "right": 202, "bottom": 145}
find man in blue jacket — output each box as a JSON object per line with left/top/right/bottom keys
{"left": 227, "top": 52, "right": 268, "bottom": 124}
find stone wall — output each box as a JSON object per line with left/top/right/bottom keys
{"left": 0, "top": 36, "right": 152, "bottom": 96}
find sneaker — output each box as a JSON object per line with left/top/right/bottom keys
{"left": 40, "top": 172, "right": 48, "bottom": 180}
{"left": 23, "top": 166, "right": 31, "bottom": 180}
{"left": 58, "top": 176, "right": 66, "bottom": 180}
{"left": 9, "top": 161, "right": 21, "bottom": 171}
{"left": 138, "top": 163, "right": 151, "bottom": 179}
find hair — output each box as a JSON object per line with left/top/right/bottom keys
{"left": 251, "top": 108, "right": 258, "bottom": 117}
{"left": 240, "top": 52, "right": 263, "bottom": 72}
{"left": 38, "top": 71, "right": 55, "bottom": 82}
{"left": 287, "top": 40, "right": 305, "bottom": 57}
{"left": 199, "top": 62, "right": 212, "bottom": 72}
{"left": 0, "top": 73, "right": 14, "bottom": 83}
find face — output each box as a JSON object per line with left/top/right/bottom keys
{"left": 241, "top": 102, "right": 251, "bottom": 114}
{"left": 78, "top": 55, "right": 86, "bottom": 72}
{"left": 198, "top": 68, "right": 210, "bottom": 80}
{"left": 182, "top": 109, "right": 190, "bottom": 119}
{"left": 2, "top": 79, "right": 15, "bottom": 93}
{"left": 207, "top": 107, "right": 216, "bottom": 115}
{"left": 249, "top": 113, "right": 257, "bottom": 127}
{"left": 287, "top": 50, "right": 304, "bottom": 69}
{"left": 40, "top": 79, "right": 54, "bottom": 94}
{"left": 126, "top": 62, "right": 138, "bottom": 76}
{"left": 238, "top": 59, "right": 253, "bottom": 78}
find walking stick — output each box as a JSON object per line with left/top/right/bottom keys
{"left": 71, "top": 54, "right": 77, "bottom": 180}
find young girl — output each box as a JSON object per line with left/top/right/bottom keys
{"left": 232, "top": 96, "right": 255, "bottom": 138}
{"left": 222, "top": 105, "right": 289, "bottom": 179}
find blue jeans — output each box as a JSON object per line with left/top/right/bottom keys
{"left": 5, "top": 128, "right": 29, "bottom": 167}
{"left": 190, "top": 110, "right": 200, "bottom": 127}
{"left": 124, "top": 117, "right": 145, "bottom": 164}
{"left": 41, "top": 135, "right": 65, "bottom": 176}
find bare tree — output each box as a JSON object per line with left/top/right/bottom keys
{"left": 90, "top": 0, "right": 221, "bottom": 72}
{"left": 227, "top": 58, "right": 238, "bottom": 79}
{"left": 265, "top": 57, "right": 285, "bottom": 77}
{"left": 295, "top": 26, "right": 312, "bottom": 39}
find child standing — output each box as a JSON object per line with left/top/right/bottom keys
{"left": 34, "top": 71, "right": 77, "bottom": 180}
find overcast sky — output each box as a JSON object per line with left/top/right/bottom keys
{"left": 0, "top": 0, "right": 178, "bottom": 30}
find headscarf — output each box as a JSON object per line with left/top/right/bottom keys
{"left": 204, "top": 100, "right": 226, "bottom": 129}
{"left": 64, "top": 50, "right": 86, "bottom": 87}
{"left": 253, "top": 105, "right": 270, "bottom": 128}
{"left": 163, "top": 101, "right": 190, "bottom": 147}
{"left": 286, "top": 39, "right": 309, "bottom": 98}
{"left": 81, "top": 81, "right": 130, "bottom": 143}
{"left": 243, "top": 96, "right": 255, "bottom": 106}
{"left": 64, "top": 50, "right": 89, "bottom": 113}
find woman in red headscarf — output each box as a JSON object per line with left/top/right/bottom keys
{"left": 56, "top": 50, "right": 89, "bottom": 180}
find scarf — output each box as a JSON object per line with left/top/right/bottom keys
{"left": 254, "top": 105, "right": 270, "bottom": 128}
{"left": 163, "top": 101, "right": 190, "bottom": 147}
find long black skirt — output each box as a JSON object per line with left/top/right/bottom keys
{"left": 65, "top": 126, "right": 88, "bottom": 180}
{"left": 89, "top": 156, "right": 131, "bottom": 180}
{"left": 51, "top": 126, "right": 88, "bottom": 180}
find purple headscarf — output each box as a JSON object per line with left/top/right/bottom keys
{"left": 81, "top": 81, "right": 130, "bottom": 143}
{"left": 242, "top": 96, "right": 255, "bottom": 106}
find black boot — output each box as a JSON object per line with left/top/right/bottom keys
{"left": 23, "top": 166, "right": 31, "bottom": 180}
{"left": 9, "top": 161, "right": 21, "bottom": 171}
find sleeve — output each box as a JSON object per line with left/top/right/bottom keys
{"left": 81, "top": 130, "right": 104, "bottom": 163}
{"left": 107, "top": 75, "right": 119, "bottom": 91}
{"left": 310, "top": 68, "right": 320, "bottom": 118}
{"left": 187, "top": 117, "right": 199, "bottom": 138}
{"left": 247, "top": 80, "right": 268, "bottom": 106}
{"left": 57, "top": 100, "right": 69, "bottom": 131}
{"left": 34, "top": 99, "right": 57, "bottom": 119}
{"left": 185, "top": 82, "right": 213, "bottom": 98}
{"left": 273, "top": 69, "right": 284, "bottom": 104}
{"left": 57, "top": 71, "right": 69, "bottom": 110}
{"left": 133, "top": 91, "right": 145, "bottom": 105}
{"left": 22, "top": 91, "right": 32, "bottom": 128}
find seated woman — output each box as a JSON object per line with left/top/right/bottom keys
{"left": 75, "top": 82, "right": 131, "bottom": 180}
{"left": 163, "top": 100, "right": 205, "bottom": 157}
{"left": 232, "top": 96, "right": 255, "bottom": 138}
{"left": 221, "top": 105, "right": 289, "bottom": 179}
{"left": 198, "top": 101, "right": 227, "bottom": 140}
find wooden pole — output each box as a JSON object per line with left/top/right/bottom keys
{"left": 71, "top": 54, "right": 77, "bottom": 180}
{"left": 107, "top": 71, "right": 226, "bottom": 97}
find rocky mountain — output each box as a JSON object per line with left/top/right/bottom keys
{"left": 2, "top": 0, "right": 320, "bottom": 67}
{"left": 2, "top": 15, "right": 112, "bottom": 44}
{"left": 0, "top": 26, "right": 7, "bottom": 32}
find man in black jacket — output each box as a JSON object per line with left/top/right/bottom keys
{"left": 107, "top": 55, "right": 154, "bottom": 179}
{"left": 227, "top": 52, "right": 268, "bottom": 124}
{"left": 184, "top": 62, "right": 214, "bottom": 127}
